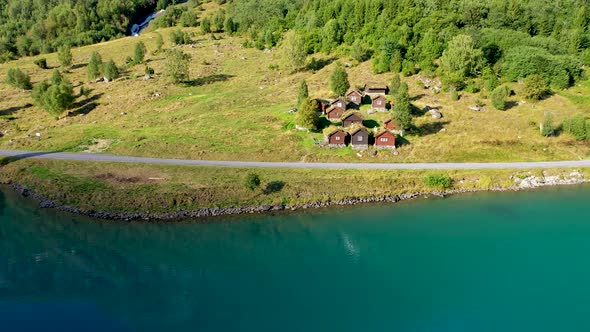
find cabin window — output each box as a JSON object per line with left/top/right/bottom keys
{"left": 335, "top": 136, "right": 341, "bottom": 141}
{"left": 357, "top": 136, "right": 363, "bottom": 142}
{"left": 377, "top": 101, "right": 381, "bottom": 105}
{"left": 380, "top": 137, "right": 388, "bottom": 142}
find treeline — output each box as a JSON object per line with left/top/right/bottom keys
{"left": 223, "top": 0, "right": 590, "bottom": 89}
{"left": 0, "top": 0, "right": 162, "bottom": 62}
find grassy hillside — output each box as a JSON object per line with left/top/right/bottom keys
{"left": 0, "top": 26, "right": 589, "bottom": 163}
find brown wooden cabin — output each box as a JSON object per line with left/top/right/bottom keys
{"left": 341, "top": 112, "right": 364, "bottom": 127}
{"left": 330, "top": 97, "right": 348, "bottom": 110}
{"left": 326, "top": 129, "right": 348, "bottom": 146}
{"left": 326, "top": 106, "right": 346, "bottom": 121}
{"left": 383, "top": 118, "right": 400, "bottom": 131}
{"left": 350, "top": 127, "right": 369, "bottom": 149}
{"left": 364, "top": 84, "right": 389, "bottom": 96}
{"left": 375, "top": 130, "right": 396, "bottom": 149}
{"left": 346, "top": 90, "right": 363, "bottom": 106}
{"left": 372, "top": 95, "right": 388, "bottom": 111}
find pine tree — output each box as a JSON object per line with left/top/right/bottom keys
{"left": 87, "top": 51, "right": 103, "bottom": 80}
{"left": 103, "top": 59, "right": 119, "bottom": 81}
{"left": 134, "top": 41, "right": 147, "bottom": 64}
{"left": 296, "top": 99, "right": 320, "bottom": 130}
{"left": 390, "top": 74, "right": 401, "bottom": 96}
{"left": 297, "top": 80, "right": 309, "bottom": 108}
{"left": 57, "top": 44, "right": 72, "bottom": 68}
{"left": 392, "top": 83, "right": 412, "bottom": 130}
{"left": 155, "top": 33, "right": 164, "bottom": 53}
{"left": 330, "top": 64, "right": 350, "bottom": 96}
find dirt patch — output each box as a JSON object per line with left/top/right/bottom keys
{"left": 81, "top": 139, "right": 115, "bottom": 153}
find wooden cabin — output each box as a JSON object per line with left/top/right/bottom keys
{"left": 384, "top": 118, "right": 399, "bottom": 130}
{"left": 325, "top": 129, "right": 348, "bottom": 147}
{"left": 375, "top": 130, "right": 396, "bottom": 149}
{"left": 364, "top": 84, "right": 389, "bottom": 96}
{"left": 350, "top": 127, "right": 369, "bottom": 150}
{"left": 330, "top": 97, "right": 348, "bottom": 110}
{"left": 372, "top": 95, "right": 388, "bottom": 111}
{"left": 341, "top": 112, "right": 364, "bottom": 127}
{"left": 346, "top": 90, "right": 363, "bottom": 106}
{"left": 326, "top": 106, "right": 345, "bottom": 121}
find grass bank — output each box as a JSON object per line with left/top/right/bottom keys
{"left": 1, "top": 158, "right": 588, "bottom": 219}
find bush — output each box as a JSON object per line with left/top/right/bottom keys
{"left": 134, "top": 41, "right": 147, "bottom": 64}
{"left": 201, "top": 18, "right": 212, "bottom": 34}
{"left": 34, "top": 58, "right": 47, "bottom": 69}
{"left": 523, "top": 74, "right": 548, "bottom": 101}
{"left": 57, "top": 44, "right": 72, "bottom": 68}
{"left": 179, "top": 9, "right": 199, "bottom": 27}
{"left": 164, "top": 49, "right": 191, "bottom": 83}
{"left": 540, "top": 112, "right": 555, "bottom": 137}
{"left": 103, "top": 59, "right": 119, "bottom": 81}
{"left": 5, "top": 67, "right": 32, "bottom": 90}
{"left": 424, "top": 174, "right": 453, "bottom": 189}
{"left": 87, "top": 51, "right": 103, "bottom": 80}
{"left": 491, "top": 85, "right": 510, "bottom": 110}
{"left": 170, "top": 29, "right": 191, "bottom": 45}
{"left": 562, "top": 115, "right": 588, "bottom": 140}
{"left": 245, "top": 173, "right": 261, "bottom": 191}
{"left": 32, "top": 69, "right": 75, "bottom": 118}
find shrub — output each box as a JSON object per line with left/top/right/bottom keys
{"left": 32, "top": 69, "right": 75, "bottom": 118}
{"left": 390, "top": 74, "right": 401, "bottom": 96}
{"left": 34, "top": 58, "right": 47, "bottom": 69}
{"left": 201, "top": 18, "right": 211, "bottom": 34}
{"left": 134, "top": 41, "right": 147, "bottom": 64}
{"left": 562, "top": 115, "right": 588, "bottom": 140}
{"left": 5, "top": 67, "right": 32, "bottom": 90}
{"left": 87, "top": 51, "right": 103, "bottom": 80}
{"left": 491, "top": 85, "right": 510, "bottom": 110}
{"left": 155, "top": 33, "right": 164, "bottom": 53}
{"left": 57, "top": 44, "right": 72, "bottom": 68}
{"left": 164, "top": 49, "right": 191, "bottom": 83}
{"left": 523, "top": 74, "right": 548, "bottom": 101}
{"left": 103, "top": 59, "right": 119, "bottom": 81}
{"left": 540, "top": 112, "right": 555, "bottom": 137}
{"left": 245, "top": 173, "right": 261, "bottom": 191}
{"left": 170, "top": 29, "right": 191, "bottom": 45}
{"left": 297, "top": 80, "right": 308, "bottom": 108}
{"left": 424, "top": 174, "right": 453, "bottom": 189}
{"left": 295, "top": 99, "right": 319, "bottom": 130}
{"left": 145, "top": 66, "right": 155, "bottom": 75}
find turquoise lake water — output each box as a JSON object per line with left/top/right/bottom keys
{"left": 2, "top": 185, "right": 590, "bottom": 331}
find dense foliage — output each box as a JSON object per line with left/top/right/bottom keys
{"left": 224, "top": 0, "right": 590, "bottom": 89}
{"left": 32, "top": 69, "right": 75, "bottom": 118}
{"left": 5, "top": 67, "right": 32, "bottom": 90}
{"left": 562, "top": 115, "right": 590, "bottom": 140}
{"left": 423, "top": 173, "right": 453, "bottom": 189}
{"left": 0, "top": 0, "right": 165, "bottom": 62}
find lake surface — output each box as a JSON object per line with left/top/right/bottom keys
{"left": 2, "top": 185, "right": 590, "bottom": 331}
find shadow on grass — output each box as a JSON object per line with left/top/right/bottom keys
{"left": 70, "top": 63, "right": 87, "bottom": 70}
{"left": 504, "top": 101, "right": 519, "bottom": 111}
{"left": 396, "top": 135, "right": 411, "bottom": 146}
{"left": 184, "top": 74, "right": 235, "bottom": 87}
{"left": 410, "top": 93, "right": 427, "bottom": 101}
{"left": 263, "top": 181, "right": 286, "bottom": 195}
{"left": 306, "top": 57, "right": 338, "bottom": 72}
{"left": 0, "top": 103, "right": 32, "bottom": 117}
{"left": 69, "top": 93, "right": 104, "bottom": 117}
{"left": 413, "top": 121, "right": 450, "bottom": 136}
{"left": 315, "top": 117, "right": 332, "bottom": 131}
{"left": 363, "top": 119, "right": 380, "bottom": 129}
{"left": 0, "top": 151, "right": 60, "bottom": 167}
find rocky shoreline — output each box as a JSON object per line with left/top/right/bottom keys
{"left": 7, "top": 171, "right": 590, "bottom": 222}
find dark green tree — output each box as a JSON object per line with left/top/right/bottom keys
{"left": 295, "top": 99, "right": 319, "bottom": 130}
{"left": 245, "top": 173, "right": 261, "bottom": 191}
{"left": 87, "top": 51, "right": 103, "bottom": 80}
{"left": 330, "top": 64, "right": 350, "bottom": 96}
{"left": 57, "top": 44, "right": 73, "bottom": 68}
{"left": 297, "top": 80, "right": 309, "bottom": 108}
{"left": 32, "top": 69, "right": 75, "bottom": 118}
{"left": 103, "top": 59, "right": 119, "bottom": 81}
{"left": 134, "top": 41, "right": 147, "bottom": 64}
{"left": 393, "top": 83, "right": 412, "bottom": 130}
{"left": 201, "top": 18, "right": 212, "bottom": 34}
{"left": 155, "top": 33, "right": 164, "bottom": 53}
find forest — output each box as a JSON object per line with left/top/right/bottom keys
{"left": 0, "top": 0, "right": 181, "bottom": 62}
{"left": 224, "top": 0, "right": 590, "bottom": 90}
